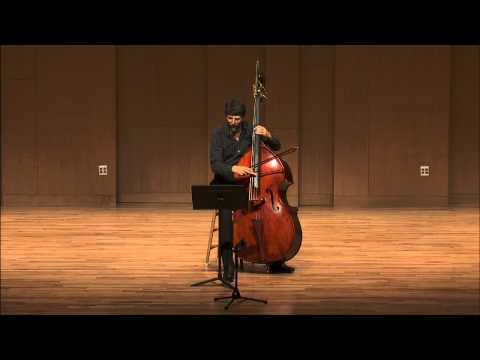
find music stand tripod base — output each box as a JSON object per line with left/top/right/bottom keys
{"left": 214, "top": 289, "right": 268, "bottom": 310}
{"left": 214, "top": 244, "right": 267, "bottom": 310}
{"left": 191, "top": 275, "right": 234, "bottom": 290}
{"left": 191, "top": 242, "right": 234, "bottom": 290}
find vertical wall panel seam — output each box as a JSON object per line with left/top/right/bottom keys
{"left": 115, "top": 46, "right": 119, "bottom": 205}
{"left": 448, "top": 46, "right": 454, "bottom": 201}
{"left": 367, "top": 47, "right": 371, "bottom": 198}
{"left": 477, "top": 45, "right": 480, "bottom": 198}
{"left": 331, "top": 46, "right": 336, "bottom": 207}
{"left": 298, "top": 46, "right": 302, "bottom": 205}
{"left": 34, "top": 47, "right": 39, "bottom": 196}
{"left": 0, "top": 46, "right": 3, "bottom": 205}
{"left": 205, "top": 46, "right": 209, "bottom": 183}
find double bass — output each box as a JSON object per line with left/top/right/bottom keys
{"left": 233, "top": 60, "right": 302, "bottom": 265}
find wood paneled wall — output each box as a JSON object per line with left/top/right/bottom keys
{"left": 117, "top": 46, "right": 207, "bottom": 203}
{"left": 450, "top": 46, "right": 479, "bottom": 206}
{"left": 1, "top": 46, "right": 478, "bottom": 207}
{"left": 1, "top": 46, "right": 116, "bottom": 206}
{"left": 265, "top": 47, "right": 300, "bottom": 207}
{"left": 300, "top": 46, "right": 335, "bottom": 206}
{"left": 334, "top": 46, "right": 452, "bottom": 206}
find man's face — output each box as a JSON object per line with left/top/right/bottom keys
{"left": 226, "top": 115, "right": 242, "bottom": 133}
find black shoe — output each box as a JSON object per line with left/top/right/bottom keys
{"left": 268, "top": 262, "right": 295, "bottom": 274}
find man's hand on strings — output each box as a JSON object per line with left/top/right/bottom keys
{"left": 232, "top": 165, "right": 256, "bottom": 176}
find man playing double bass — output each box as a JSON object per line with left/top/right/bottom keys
{"left": 210, "top": 98, "right": 295, "bottom": 282}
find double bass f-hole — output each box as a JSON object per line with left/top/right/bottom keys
{"left": 266, "top": 188, "right": 280, "bottom": 212}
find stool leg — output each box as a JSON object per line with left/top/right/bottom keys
{"left": 205, "top": 210, "right": 218, "bottom": 266}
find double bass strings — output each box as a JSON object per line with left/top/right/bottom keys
{"left": 250, "top": 95, "right": 257, "bottom": 202}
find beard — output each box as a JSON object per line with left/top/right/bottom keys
{"left": 228, "top": 123, "right": 241, "bottom": 136}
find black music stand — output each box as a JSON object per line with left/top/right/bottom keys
{"left": 190, "top": 185, "right": 247, "bottom": 290}
{"left": 214, "top": 240, "right": 268, "bottom": 310}
{"left": 190, "top": 184, "right": 267, "bottom": 310}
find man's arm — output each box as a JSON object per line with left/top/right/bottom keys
{"left": 262, "top": 135, "right": 281, "bottom": 151}
{"left": 255, "top": 125, "right": 281, "bottom": 151}
{"left": 209, "top": 130, "right": 235, "bottom": 182}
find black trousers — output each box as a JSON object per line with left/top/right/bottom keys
{"left": 219, "top": 209, "right": 234, "bottom": 274}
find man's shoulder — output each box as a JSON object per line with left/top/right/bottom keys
{"left": 243, "top": 122, "right": 253, "bottom": 130}
{"left": 212, "top": 126, "right": 225, "bottom": 137}
{"left": 242, "top": 122, "right": 253, "bottom": 135}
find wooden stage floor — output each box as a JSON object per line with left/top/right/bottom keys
{"left": 1, "top": 205, "right": 478, "bottom": 315}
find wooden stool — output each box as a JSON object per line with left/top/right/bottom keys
{"left": 205, "top": 210, "right": 219, "bottom": 266}
{"left": 205, "top": 210, "right": 244, "bottom": 270}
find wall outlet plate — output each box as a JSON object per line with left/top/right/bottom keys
{"left": 99, "top": 165, "right": 108, "bottom": 176}
{"left": 420, "top": 165, "right": 429, "bottom": 176}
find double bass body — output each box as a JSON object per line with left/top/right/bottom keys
{"left": 232, "top": 142, "right": 302, "bottom": 265}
